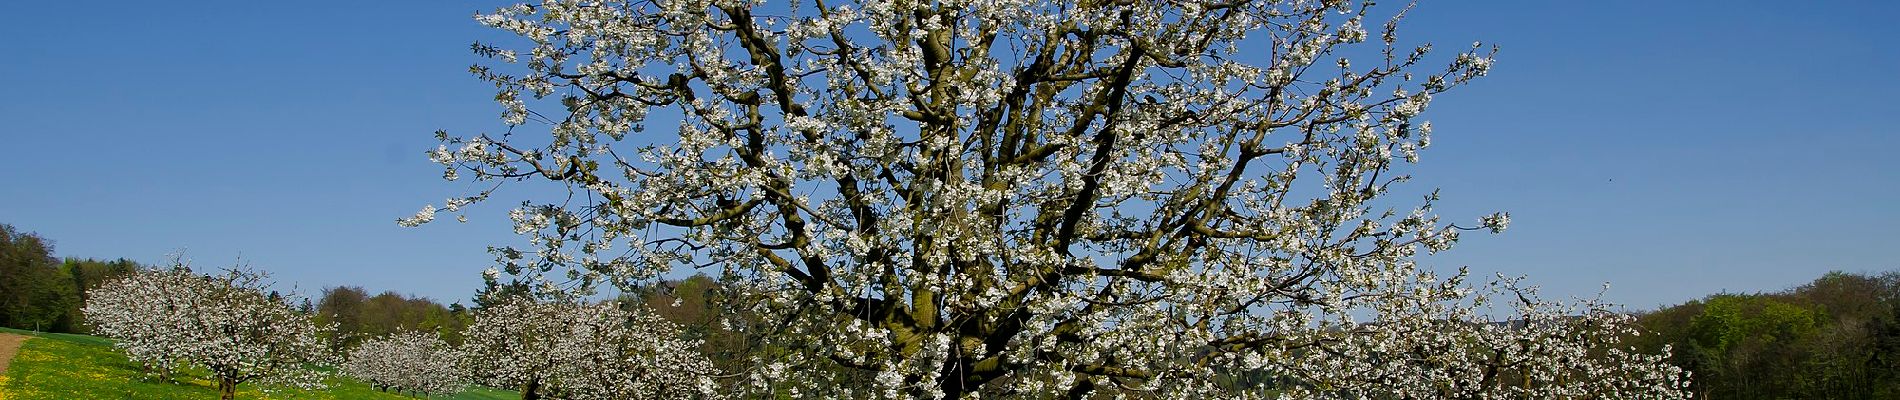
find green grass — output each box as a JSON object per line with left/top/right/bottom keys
{"left": 0, "top": 327, "right": 112, "bottom": 347}
{"left": 0, "top": 328, "right": 517, "bottom": 400}
{"left": 444, "top": 386, "right": 520, "bottom": 400}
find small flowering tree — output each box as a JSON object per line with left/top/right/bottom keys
{"left": 82, "top": 263, "right": 330, "bottom": 398}
{"left": 81, "top": 265, "right": 198, "bottom": 377}
{"left": 462, "top": 295, "right": 721, "bottom": 400}
{"left": 84, "top": 264, "right": 332, "bottom": 400}
{"left": 412, "top": 0, "right": 1691, "bottom": 398}
{"left": 343, "top": 330, "right": 465, "bottom": 396}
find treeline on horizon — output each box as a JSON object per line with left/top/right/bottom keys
{"left": 0, "top": 223, "right": 722, "bottom": 352}
{"left": 0, "top": 224, "right": 474, "bottom": 348}
{"left": 0, "top": 224, "right": 142, "bottom": 333}
{"left": 1629, "top": 270, "right": 1900, "bottom": 399}
{"left": 4, "top": 222, "right": 1899, "bottom": 397}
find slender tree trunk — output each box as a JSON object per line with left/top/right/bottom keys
{"left": 218, "top": 377, "right": 238, "bottom": 400}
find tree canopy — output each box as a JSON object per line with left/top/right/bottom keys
{"left": 1632, "top": 271, "right": 1900, "bottom": 399}
{"left": 344, "top": 330, "right": 466, "bottom": 396}
{"left": 315, "top": 286, "right": 471, "bottom": 348}
{"left": 0, "top": 223, "right": 140, "bottom": 334}
{"left": 411, "top": 0, "right": 1688, "bottom": 398}
{"left": 83, "top": 264, "right": 333, "bottom": 400}
{"left": 462, "top": 296, "right": 721, "bottom": 400}
{"left": 0, "top": 224, "right": 70, "bottom": 332}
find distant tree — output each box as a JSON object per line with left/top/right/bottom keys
{"left": 462, "top": 296, "right": 721, "bottom": 400}
{"left": 0, "top": 224, "right": 71, "bottom": 332}
{"left": 441, "top": 302, "right": 475, "bottom": 344}
{"left": 84, "top": 263, "right": 333, "bottom": 400}
{"left": 54, "top": 257, "right": 141, "bottom": 333}
{"left": 470, "top": 268, "right": 532, "bottom": 311}
{"left": 1792, "top": 272, "right": 1896, "bottom": 398}
{"left": 632, "top": 275, "right": 758, "bottom": 374}
{"left": 344, "top": 330, "right": 466, "bottom": 397}
{"left": 1873, "top": 301, "right": 1900, "bottom": 397}
{"left": 1686, "top": 294, "right": 1820, "bottom": 398}
{"left": 630, "top": 275, "right": 721, "bottom": 339}
{"left": 316, "top": 285, "right": 371, "bottom": 348}
{"left": 363, "top": 291, "right": 414, "bottom": 337}
{"left": 318, "top": 286, "right": 467, "bottom": 348}
{"left": 1635, "top": 270, "right": 1900, "bottom": 400}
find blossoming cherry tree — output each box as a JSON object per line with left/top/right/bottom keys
{"left": 85, "top": 264, "right": 332, "bottom": 400}
{"left": 412, "top": 0, "right": 1692, "bottom": 398}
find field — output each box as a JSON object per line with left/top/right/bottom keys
{"left": 0, "top": 327, "right": 516, "bottom": 400}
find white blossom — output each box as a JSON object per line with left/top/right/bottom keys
{"left": 415, "top": 0, "right": 1687, "bottom": 398}
{"left": 462, "top": 296, "right": 722, "bottom": 399}
{"left": 84, "top": 263, "right": 334, "bottom": 398}
{"left": 343, "top": 330, "right": 465, "bottom": 396}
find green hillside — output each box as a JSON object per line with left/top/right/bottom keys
{"left": 0, "top": 327, "right": 515, "bottom": 400}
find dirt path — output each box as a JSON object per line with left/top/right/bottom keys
{"left": 0, "top": 333, "right": 27, "bottom": 375}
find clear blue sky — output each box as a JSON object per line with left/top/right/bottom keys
{"left": 2, "top": 1, "right": 1894, "bottom": 309}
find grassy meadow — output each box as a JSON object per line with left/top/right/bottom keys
{"left": 0, "top": 327, "right": 516, "bottom": 400}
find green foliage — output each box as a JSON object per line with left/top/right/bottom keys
{"left": 0, "top": 224, "right": 68, "bottom": 332}
{"left": 315, "top": 286, "right": 469, "bottom": 349}
{"left": 0, "top": 327, "right": 511, "bottom": 399}
{"left": 1687, "top": 295, "right": 1817, "bottom": 353}
{"left": 0, "top": 223, "right": 146, "bottom": 334}
{"left": 470, "top": 279, "right": 531, "bottom": 311}
{"left": 1635, "top": 270, "right": 1900, "bottom": 400}
{"left": 53, "top": 258, "right": 141, "bottom": 333}
{"left": 625, "top": 274, "right": 767, "bottom": 374}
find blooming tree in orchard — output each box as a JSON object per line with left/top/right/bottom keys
{"left": 410, "top": 0, "right": 1691, "bottom": 398}
{"left": 343, "top": 330, "right": 466, "bottom": 396}
{"left": 462, "top": 295, "right": 721, "bottom": 400}
{"left": 84, "top": 264, "right": 332, "bottom": 400}
{"left": 81, "top": 265, "right": 198, "bottom": 377}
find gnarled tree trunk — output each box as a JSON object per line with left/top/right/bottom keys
{"left": 218, "top": 377, "right": 238, "bottom": 400}
{"left": 521, "top": 377, "right": 542, "bottom": 400}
